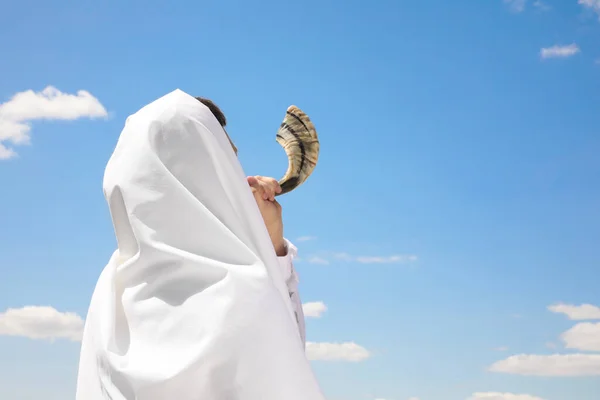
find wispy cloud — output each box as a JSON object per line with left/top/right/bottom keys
{"left": 504, "top": 0, "right": 526, "bottom": 13}
{"left": 296, "top": 236, "right": 317, "bottom": 242}
{"left": 0, "top": 86, "right": 107, "bottom": 159}
{"left": 307, "top": 256, "right": 330, "bottom": 265}
{"left": 533, "top": 0, "right": 551, "bottom": 11}
{"left": 333, "top": 252, "right": 353, "bottom": 261}
{"left": 548, "top": 303, "right": 600, "bottom": 320}
{"left": 302, "top": 301, "right": 327, "bottom": 318}
{"left": 468, "top": 393, "right": 545, "bottom": 400}
{"left": 355, "top": 255, "right": 417, "bottom": 264}
{"left": 579, "top": 0, "right": 600, "bottom": 18}
{"left": 493, "top": 346, "right": 510, "bottom": 351}
{"left": 489, "top": 353, "right": 600, "bottom": 376}
{"left": 0, "top": 306, "right": 84, "bottom": 341}
{"left": 306, "top": 341, "right": 371, "bottom": 362}
{"left": 308, "top": 252, "right": 418, "bottom": 265}
{"left": 540, "top": 44, "right": 580, "bottom": 59}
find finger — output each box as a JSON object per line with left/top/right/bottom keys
{"left": 250, "top": 176, "right": 271, "bottom": 200}
{"left": 265, "top": 181, "right": 276, "bottom": 201}
{"left": 253, "top": 179, "right": 272, "bottom": 200}
{"left": 249, "top": 180, "right": 267, "bottom": 201}
{"left": 258, "top": 176, "right": 280, "bottom": 199}
{"left": 249, "top": 185, "right": 261, "bottom": 199}
{"left": 263, "top": 183, "right": 274, "bottom": 201}
{"left": 251, "top": 180, "right": 269, "bottom": 200}
{"left": 267, "top": 177, "right": 282, "bottom": 195}
{"left": 247, "top": 176, "right": 259, "bottom": 187}
{"left": 262, "top": 182, "right": 271, "bottom": 200}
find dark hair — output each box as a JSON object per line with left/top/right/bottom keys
{"left": 195, "top": 97, "right": 227, "bottom": 127}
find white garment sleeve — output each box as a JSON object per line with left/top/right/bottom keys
{"left": 277, "top": 239, "right": 306, "bottom": 345}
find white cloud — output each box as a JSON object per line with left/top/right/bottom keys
{"left": 308, "top": 256, "right": 330, "bottom": 265}
{"left": 468, "top": 393, "right": 545, "bottom": 400}
{"left": 548, "top": 303, "right": 600, "bottom": 320}
{"left": 333, "top": 252, "right": 353, "bottom": 261}
{"left": 533, "top": 0, "right": 550, "bottom": 10}
{"left": 0, "top": 86, "right": 107, "bottom": 159}
{"left": 489, "top": 353, "right": 600, "bottom": 376}
{"left": 302, "top": 301, "right": 328, "bottom": 318}
{"left": 504, "top": 0, "right": 526, "bottom": 13}
{"left": 494, "top": 346, "right": 510, "bottom": 351}
{"left": 355, "top": 255, "right": 417, "bottom": 264}
{"left": 311, "top": 252, "right": 417, "bottom": 265}
{"left": 296, "top": 236, "right": 316, "bottom": 242}
{"left": 0, "top": 143, "right": 16, "bottom": 160}
{"left": 0, "top": 306, "right": 84, "bottom": 341}
{"left": 374, "top": 398, "right": 419, "bottom": 400}
{"left": 561, "top": 322, "right": 600, "bottom": 352}
{"left": 306, "top": 341, "right": 371, "bottom": 362}
{"left": 579, "top": 0, "right": 600, "bottom": 18}
{"left": 540, "top": 44, "right": 580, "bottom": 59}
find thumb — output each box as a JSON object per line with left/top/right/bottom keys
{"left": 247, "top": 176, "right": 259, "bottom": 186}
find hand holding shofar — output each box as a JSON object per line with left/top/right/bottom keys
{"left": 274, "top": 106, "right": 320, "bottom": 196}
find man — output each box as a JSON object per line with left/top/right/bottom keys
{"left": 195, "top": 96, "right": 306, "bottom": 343}
{"left": 76, "top": 89, "right": 323, "bottom": 400}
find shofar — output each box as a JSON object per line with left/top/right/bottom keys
{"left": 275, "top": 105, "right": 320, "bottom": 196}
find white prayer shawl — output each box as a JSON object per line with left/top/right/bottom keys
{"left": 76, "top": 89, "right": 324, "bottom": 400}
{"left": 278, "top": 240, "right": 306, "bottom": 345}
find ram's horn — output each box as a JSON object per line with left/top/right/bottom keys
{"left": 275, "top": 105, "right": 320, "bottom": 196}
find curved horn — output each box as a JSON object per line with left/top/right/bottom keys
{"left": 275, "top": 105, "right": 319, "bottom": 196}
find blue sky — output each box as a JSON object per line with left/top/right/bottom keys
{"left": 1, "top": 0, "right": 600, "bottom": 399}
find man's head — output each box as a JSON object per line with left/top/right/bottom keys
{"left": 195, "top": 97, "right": 237, "bottom": 154}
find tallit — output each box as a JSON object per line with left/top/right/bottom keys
{"left": 76, "top": 89, "right": 325, "bottom": 400}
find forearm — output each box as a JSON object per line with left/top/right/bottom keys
{"left": 272, "top": 235, "right": 287, "bottom": 256}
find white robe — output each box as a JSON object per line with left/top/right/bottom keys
{"left": 278, "top": 239, "right": 306, "bottom": 345}
{"left": 76, "top": 89, "right": 323, "bottom": 400}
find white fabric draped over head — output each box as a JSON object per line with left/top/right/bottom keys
{"left": 76, "top": 89, "right": 325, "bottom": 400}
